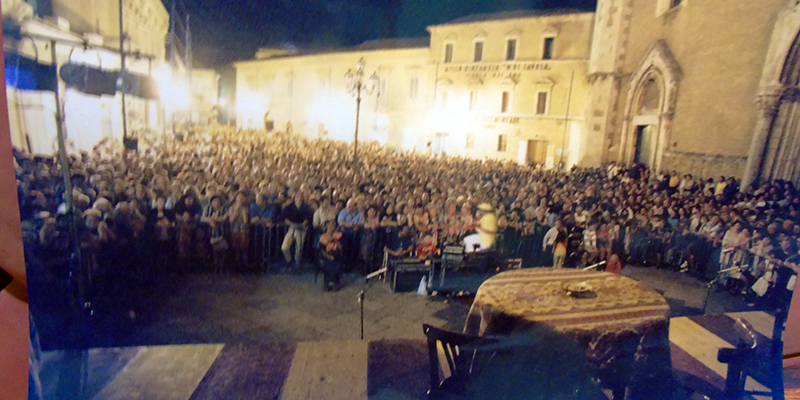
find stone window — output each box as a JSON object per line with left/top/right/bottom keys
{"left": 444, "top": 43, "right": 453, "bottom": 64}
{"left": 409, "top": 77, "right": 419, "bottom": 99}
{"left": 498, "top": 134, "right": 508, "bottom": 152}
{"left": 543, "top": 37, "right": 554, "bottom": 60}
{"left": 536, "top": 92, "right": 549, "bottom": 115}
{"left": 501, "top": 91, "right": 511, "bottom": 113}
{"left": 506, "top": 39, "right": 517, "bottom": 61}
{"left": 474, "top": 41, "right": 484, "bottom": 63}
{"left": 656, "top": 0, "right": 683, "bottom": 16}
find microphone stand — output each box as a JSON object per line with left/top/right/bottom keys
{"left": 702, "top": 266, "right": 742, "bottom": 314}
{"left": 360, "top": 249, "right": 390, "bottom": 340}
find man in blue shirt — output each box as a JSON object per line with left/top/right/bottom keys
{"left": 249, "top": 194, "right": 276, "bottom": 226}
{"left": 338, "top": 198, "right": 364, "bottom": 267}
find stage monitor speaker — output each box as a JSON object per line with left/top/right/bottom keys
{"left": 391, "top": 259, "right": 432, "bottom": 293}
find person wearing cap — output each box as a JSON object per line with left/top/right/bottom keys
{"left": 463, "top": 203, "right": 497, "bottom": 253}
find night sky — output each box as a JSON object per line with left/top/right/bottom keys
{"left": 163, "top": 0, "right": 596, "bottom": 69}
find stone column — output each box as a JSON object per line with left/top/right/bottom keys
{"left": 741, "top": 86, "right": 782, "bottom": 190}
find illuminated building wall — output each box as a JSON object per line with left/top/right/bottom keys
{"left": 50, "top": 0, "right": 169, "bottom": 59}
{"left": 235, "top": 42, "right": 433, "bottom": 150}
{"left": 5, "top": 18, "right": 167, "bottom": 155}
{"left": 426, "top": 10, "right": 592, "bottom": 166}
{"left": 235, "top": 11, "right": 592, "bottom": 166}
{"left": 190, "top": 69, "right": 221, "bottom": 125}
{"left": 589, "top": 0, "right": 788, "bottom": 179}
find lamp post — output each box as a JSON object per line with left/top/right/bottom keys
{"left": 345, "top": 57, "right": 379, "bottom": 165}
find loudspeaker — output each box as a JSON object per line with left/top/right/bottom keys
{"left": 391, "top": 260, "right": 432, "bottom": 293}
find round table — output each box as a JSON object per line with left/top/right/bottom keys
{"left": 464, "top": 269, "right": 673, "bottom": 399}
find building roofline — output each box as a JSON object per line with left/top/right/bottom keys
{"left": 233, "top": 38, "right": 429, "bottom": 67}
{"left": 426, "top": 8, "right": 594, "bottom": 31}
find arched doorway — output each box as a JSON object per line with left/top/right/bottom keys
{"left": 758, "top": 31, "right": 800, "bottom": 184}
{"left": 619, "top": 41, "right": 682, "bottom": 171}
{"left": 631, "top": 76, "right": 663, "bottom": 166}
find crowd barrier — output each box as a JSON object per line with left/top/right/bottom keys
{"left": 70, "top": 220, "right": 750, "bottom": 277}
{"left": 28, "top": 217, "right": 798, "bottom": 322}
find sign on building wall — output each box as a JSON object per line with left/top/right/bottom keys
{"left": 443, "top": 62, "right": 552, "bottom": 74}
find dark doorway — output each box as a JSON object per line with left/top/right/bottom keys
{"left": 526, "top": 140, "right": 548, "bottom": 165}
{"left": 634, "top": 125, "right": 656, "bottom": 166}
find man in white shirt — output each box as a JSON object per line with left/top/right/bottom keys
{"left": 543, "top": 220, "right": 563, "bottom": 251}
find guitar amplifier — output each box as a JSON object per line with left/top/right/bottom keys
{"left": 391, "top": 259, "right": 433, "bottom": 293}
{"left": 443, "top": 246, "right": 465, "bottom": 263}
{"left": 438, "top": 251, "right": 501, "bottom": 294}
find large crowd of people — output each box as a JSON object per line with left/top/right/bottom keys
{"left": 13, "top": 127, "right": 799, "bottom": 307}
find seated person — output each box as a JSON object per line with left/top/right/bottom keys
{"left": 416, "top": 231, "right": 439, "bottom": 259}
{"left": 319, "top": 221, "right": 344, "bottom": 291}
{"left": 385, "top": 225, "right": 414, "bottom": 258}
{"left": 463, "top": 203, "right": 497, "bottom": 253}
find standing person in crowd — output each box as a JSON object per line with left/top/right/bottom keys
{"left": 553, "top": 225, "right": 569, "bottom": 269}
{"left": 338, "top": 198, "right": 365, "bottom": 268}
{"left": 543, "top": 219, "right": 563, "bottom": 267}
{"left": 360, "top": 206, "right": 381, "bottom": 273}
{"left": 174, "top": 192, "right": 203, "bottom": 271}
{"left": 149, "top": 197, "right": 175, "bottom": 272}
{"left": 281, "top": 191, "right": 313, "bottom": 269}
{"left": 228, "top": 192, "right": 251, "bottom": 270}
{"left": 203, "top": 194, "right": 228, "bottom": 272}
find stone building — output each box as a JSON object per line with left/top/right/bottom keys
{"left": 236, "top": 1, "right": 800, "bottom": 183}
{"left": 586, "top": 0, "right": 794, "bottom": 185}
{"left": 41, "top": 0, "right": 168, "bottom": 58}
{"left": 426, "top": 10, "right": 593, "bottom": 165}
{"left": 190, "top": 69, "right": 221, "bottom": 125}
{"left": 235, "top": 11, "right": 593, "bottom": 165}
{"left": 2, "top": 0, "right": 171, "bottom": 154}
{"left": 235, "top": 39, "right": 432, "bottom": 150}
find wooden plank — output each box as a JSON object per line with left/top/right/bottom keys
{"left": 726, "top": 311, "right": 775, "bottom": 339}
{"left": 93, "top": 344, "right": 224, "bottom": 400}
{"left": 280, "top": 341, "right": 368, "bottom": 400}
{"left": 670, "top": 317, "right": 770, "bottom": 395}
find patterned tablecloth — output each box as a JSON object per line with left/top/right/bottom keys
{"left": 464, "top": 269, "right": 672, "bottom": 396}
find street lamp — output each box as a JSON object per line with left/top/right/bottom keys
{"left": 345, "top": 57, "right": 379, "bottom": 164}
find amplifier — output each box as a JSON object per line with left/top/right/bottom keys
{"left": 391, "top": 259, "right": 433, "bottom": 293}
{"left": 444, "top": 246, "right": 465, "bottom": 254}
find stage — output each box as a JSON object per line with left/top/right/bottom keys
{"left": 30, "top": 266, "right": 796, "bottom": 399}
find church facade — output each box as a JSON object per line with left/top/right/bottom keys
{"left": 235, "top": 1, "right": 800, "bottom": 184}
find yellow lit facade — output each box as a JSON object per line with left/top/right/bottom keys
{"left": 235, "top": 42, "right": 433, "bottom": 150}
{"left": 235, "top": 11, "right": 593, "bottom": 166}
{"left": 190, "top": 69, "right": 221, "bottom": 124}
{"left": 236, "top": 3, "right": 800, "bottom": 181}
{"left": 427, "top": 11, "right": 592, "bottom": 166}
{"left": 50, "top": 0, "right": 169, "bottom": 59}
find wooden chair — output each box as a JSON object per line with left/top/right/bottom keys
{"left": 423, "top": 324, "right": 609, "bottom": 400}
{"left": 717, "top": 318, "right": 784, "bottom": 400}
{"left": 422, "top": 324, "right": 498, "bottom": 399}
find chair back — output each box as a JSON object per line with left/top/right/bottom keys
{"left": 422, "top": 324, "right": 498, "bottom": 397}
